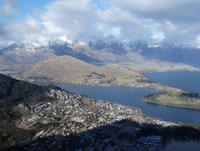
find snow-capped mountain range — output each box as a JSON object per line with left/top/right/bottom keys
{"left": 0, "top": 38, "right": 200, "bottom": 77}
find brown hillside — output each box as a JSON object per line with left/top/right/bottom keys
{"left": 23, "top": 55, "right": 145, "bottom": 85}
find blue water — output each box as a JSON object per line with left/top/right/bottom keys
{"left": 145, "top": 71, "right": 200, "bottom": 93}
{"left": 37, "top": 71, "right": 200, "bottom": 150}
{"left": 57, "top": 81, "right": 200, "bottom": 123}
{"left": 36, "top": 71, "right": 200, "bottom": 123}
{"left": 165, "top": 140, "right": 200, "bottom": 151}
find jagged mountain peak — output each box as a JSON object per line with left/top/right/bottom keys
{"left": 1, "top": 38, "right": 200, "bottom": 75}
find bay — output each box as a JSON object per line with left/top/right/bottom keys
{"left": 57, "top": 83, "right": 200, "bottom": 123}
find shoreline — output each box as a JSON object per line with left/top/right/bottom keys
{"left": 26, "top": 78, "right": 182, "bottom": 92}
{"left": 144, "top": 91, "right": 200, "bottom": 110}
{"left": 144, "top": 98, "right": 200, "bottom": 110}
{"left": 5, "top": 69, "right": 200, "bottom": 111}
{"left": 13, "top": 88, "right": 200, "bottom": 151}
{"left": 1, "top": 73, "right": 200, "bottom": 150}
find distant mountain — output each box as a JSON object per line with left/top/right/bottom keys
{"left": 0, "top": 40, "right": 103, "bottom": 76}
{"left": 88, "top": 37, "right": 127, "bottom": 55}
{"left": 0, "top": 42, "right": 55, "bottom": 75}
{"left": 0, "top": 39, "right": 199, "bottom": 78}
{"left": 88, "top": 39, "right": 200, "bottom": 67}
{"left": 134, "top": 43, "right": 200, "bottom": 67}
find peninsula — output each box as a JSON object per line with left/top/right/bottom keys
{"left": 22, "top": 55, "right": 181, "bottom": 92}
{"left": 144, "top": 91, "right": 200, "bottom": 110}
{"left": 1, "top": 74, "right": 200, "bottom": 151}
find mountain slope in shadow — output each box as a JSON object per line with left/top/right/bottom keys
{"left": 7, "top": 119, "right": 200, "bottom": 151}
{"left": 1, "top": 74, "right": 200, "bottom": 151}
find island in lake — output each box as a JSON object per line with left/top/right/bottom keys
{"left": 144, "top": 91, "right": 200, "bottom": 110}
{"left": 1, "top": 73, "right": 200, "bottom": 151}
{"left": 21, "top": 55, "right": 200, "bottom": 110}
{"left": 1, "top": 43, "right": 200, "bottom": 150}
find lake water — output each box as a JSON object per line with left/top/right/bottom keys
{"left": 145, "top": 71, "right": 200, "bottom": 93}
{"left": 56, "top": 71, "right": 200, "bottom": 151}
{"left": 38, "top": 71, "right": 200, "bottom": 150}
{"left": 56, "top": 71, "right": 200, "bottom": 124}
{"left": 165, "top": 140, "right": 200, "bottom": 151}
{"left": 145, "top": 71, "right": 200, "bottom": 151}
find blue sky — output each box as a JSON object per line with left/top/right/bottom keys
{"left": 5, "top": 0, "right": 55, "bottom": 22}
{"left": 4, "top": 0, "right": 104, "bottom": 22}
{"left": 0, "top": 0, "right": 200, "bottom": 47}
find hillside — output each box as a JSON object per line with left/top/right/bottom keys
{"left": 0, "top": 74, "right": 52, "bottom": 107}
{"left": 22, "top": 55, "right": 181, "bottom": 91}
{"left": 0, "top": 74, "right": 57, "bottom": 149}
{"left": 22, "top": 55, "right": 143, "bottom": 85}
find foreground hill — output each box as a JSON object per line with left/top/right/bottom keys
{"left": 22, "top": 55, "right": 181, "bottom": 92}
{"left": 0, "top": 74, "right": 57, "bottom": 150}
{"left": 0, "top": 74, "right": 52, "bottom": 107}
{"left": 1, "top": 74, "right": 200, "bottom": 151}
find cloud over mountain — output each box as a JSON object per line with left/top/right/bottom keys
{"left": 0, "top": 0, "right": 200, "bottom": 47}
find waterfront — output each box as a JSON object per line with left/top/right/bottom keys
{"left": 57, "top": 83, "right": 200, "bottom": 123}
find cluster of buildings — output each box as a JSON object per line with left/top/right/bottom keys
{"left": 17, "top": 89, "right": 176, "bottom": 151}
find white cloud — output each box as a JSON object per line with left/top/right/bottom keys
{"left": 41, "top": 0, "right": 100, "bottom": 40}
{"left": 1, "top": 0, "right": 200, "bottom": 46}
{"left": 0, "top": 15, "right": 49, "bottom": 44}
{"left": 113, "top": 0, "right": 200, "bottom": 44}
{"left": 164, "top": 21, "right": 178, "bottom": 33}
{"left": 151, "top": 33, "right": 165, "bottom": 42}
{"left": 58, "top": 35, "right": 73, "bottom": 44}
{"left": 195, "top": 35, "right": 200, "bottom": 48}
{"left": 0, "top": 0, "right": 18, "bottom": 18}
{"left": 99, "top": 7, "right": 154, "bottom": 41}
{"left": 115, "top": 0, "right": 200, "bottom": 22}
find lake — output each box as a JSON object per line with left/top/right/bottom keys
{"left": 56, "top": 72, "right": 200, "bottom": 123}
{"left": 57, "top": 71, "right": 200, "bottom": 151}
{"left": 165, "top": 140, "right": 200, "bottom": 151}
{"left": 145, "top": 71, "right": 200, "bottom": 93}
{"left": 37, "top": 71, "right": 200, "bottom": 150}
